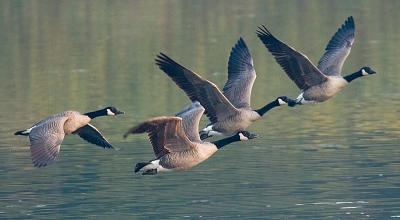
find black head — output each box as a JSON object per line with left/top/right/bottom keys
{"left": 104, "top": 106, "right": 125, "bottom": 116}
{"left": 275, "top": 96, "right": 289, "bottom": 106}
{"left": 360, "top": 67, "right": 376, "bottom": 75}
{"left": 237, "top": 131, "right": 257, "bottom": 141}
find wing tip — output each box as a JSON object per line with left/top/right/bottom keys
{"left": 256, "top": 25, "right": 272, "bottom": 38}
{"left": 155, "top": 52, "right": 170, "bottom": 66}
{"left": 347, "top": 16, "right": 355, "bottom": 26}
{"left": 230, "top": 37, "right": 252, "bottom": 61}
{"left": 234, "top": 37, "right": 248, "bottom": 51}
{"left": 155, "top": 52, "right": 186, "bottom": 79}
{"left": 343, "top": 15, "right": 355, "bottom": 31}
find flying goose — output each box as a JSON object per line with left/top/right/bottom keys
{"left": 257, "top": 16, "right": 376, "bottom": 106}
{"left": 123, "top": 104, "right": 256, "bottom": 175}
{"left": 15, "top": 107, "right": 124, "bottom": 167}
{"left": 155, "top": 38, "right": 289, "bottom": 140}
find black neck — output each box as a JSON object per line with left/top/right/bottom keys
{"left": 212, "top": 135, "right": 240, "bottom": 149}
{"left": 84, "top": 109, "right": 106, "bottom": 119}
{"left": 255, "top": 99, "right": 279, "bottom": 116}
{"left": 343, "top": 70, "right": 363, "bottom": 83}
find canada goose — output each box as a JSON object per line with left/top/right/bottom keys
{"left": 155, "top": 38, "right": 289, "bottom": 140}
{"left": 257, "top": 16, "right": 376, "bottom": 106}
{"left": 123, "top": 114, "right": 256, "bottom": 175}
{"left": 15, "top": 107, "right": 124, "bottom": 167}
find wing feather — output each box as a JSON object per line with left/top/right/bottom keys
{"left": 257, "top": 26, "right": 328, "bottom": 90}
{"left": 175, "top": 102, "right": 204, "bottom": 142}
{"left": 155, "top": 53, "right": 238, "bottom": 123}
{"left": 124, "top": 117, "right": 194, "bottom": 159}
{"left": 29, "top": 118, "right": 67, "bottom": 167}
{"left": 318, "top": 16, "right": 355, "bottom": 76}
{"left": 223, "top": 38, "right": 256, "bottom": 108}
{"left": 74, "top": 124, "right": 113, "bottom": 149}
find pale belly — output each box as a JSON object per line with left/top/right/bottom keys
{"left": 300, "top": 77, "right": 348, "bottom": 103}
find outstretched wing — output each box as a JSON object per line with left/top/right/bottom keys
{"left": 318, "top": 16, "right": 355, "bottom": 76}
{"left": 175, "top": 101, "right": 205, "bottom": 142}
{"left": 223, "top": 37, "right": 257, "bottom": 108}
{"left": 155, "top": 53, "right": 238, "bottom": 123}
{"left": 257, "top": 26, "right": 328, "bottom": 90}
{"left": 124, "top": 117, "right": 194, "bottom": 159}
{"left": 74, "top": 124, "right": 113, "bottom": 149}
{"left": 29, "top": 117, "right": 67, "bottom": 167}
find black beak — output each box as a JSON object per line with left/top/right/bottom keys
{"left": 248, "top": 132, "right": 258, "bottom": 139}
{"left": 370, "top": 70, "right": 377, "bottom": 74}
{"left": 116, "top": 110, "right": 125, "bottom": 115}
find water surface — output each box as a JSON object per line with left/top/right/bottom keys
{"left": 1, "top": 0, "right": 399, "bottom": 219}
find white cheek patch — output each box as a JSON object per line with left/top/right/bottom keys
{"left": 278, "top": 98, "right": 287, "bottom": 105}
{"left": 106, "top": 109, "right": 115, "bottom": 116}
{"left": 361, "top": 69, "right": 368, "bottom": 76}
{"left": 203, "top": 125, "right": 213, "bottom": 132}
{"left": 239, "top": 133, "right": 249, "bottom": 141}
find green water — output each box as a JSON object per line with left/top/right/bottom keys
{"left": 1, "top": 0, "right": 399, "bottom": 219}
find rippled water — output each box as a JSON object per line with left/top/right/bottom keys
{"left": 1, "top": 0, "right": 399, "bottom": 219}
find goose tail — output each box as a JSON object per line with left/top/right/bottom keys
{"left": 14, "top": 130, "right": 29, "bottom": 136}
{"left": 134, "top": 162, "right": 151, "bottom": 173}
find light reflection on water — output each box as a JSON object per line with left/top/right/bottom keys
{"left": 0, "top": 0, "right": 399, "bottom": 219}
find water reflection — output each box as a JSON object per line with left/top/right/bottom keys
{"left": 0, "top": 0, "right": 399, "bottom": 219}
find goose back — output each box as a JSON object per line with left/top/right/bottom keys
{"left": 61, "top": 111, "right": 91, "bottom": 134}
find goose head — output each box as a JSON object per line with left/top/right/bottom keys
{"left": 360, "top": 67, "right": 376, "bottom": 76}
{"left": 105, "top": 106, "right": 125, "bottom": 116}
{"left": 276, "top": 96, "right": 289, "bottom": 106}
{"left": 238, "top": 131, "right": 257, "bottom": 141}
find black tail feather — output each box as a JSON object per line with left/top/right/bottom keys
{"left": 14, "top": 130, "right": 29, "bottom": 136}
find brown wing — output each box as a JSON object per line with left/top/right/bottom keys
{"left": 175, "top": 101, "right": 204, "bottom": 142}
{"left": 124, "top": 117, "right": 194, "bottom": 159}
{"left": 29, "top": 117, "right": 67, "bottom": 167}
{"left": 257, "top": 26, "right": 328, "bottom": 90}
{"left": 155, "top": 53, "right": 238, "bottom": 123}
{"left": 223, "top": 37, "right": 257, "bottom": 108}
{"left": 318, "top": 16, "right": 355, "bottom": 76}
